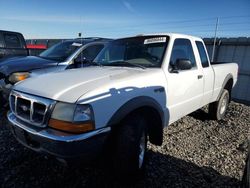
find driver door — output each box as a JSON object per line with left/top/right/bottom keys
{"left": 166, "top": 38, "right": 204, "bottom": 123}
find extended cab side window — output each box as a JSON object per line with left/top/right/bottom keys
{"left": 169, "top": 39, "right": 196, "bottom": 71}
{"left": 195, "top": 41, "right": 209, "bottom": 68}
{"left": 78, "top": 44, "right": 104, "bottom": 61}
{"left": 3, "top": 33, "right": 22, "bottom": 48}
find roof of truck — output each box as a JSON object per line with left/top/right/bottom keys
{"left": 0, "top": 30, "right": 24, "bottom": 35}
{"left": 65, "top": 38, "right": 112, "bottom": 44}
{"left": 127, "top": 33, "right": 203, "bottom": 41}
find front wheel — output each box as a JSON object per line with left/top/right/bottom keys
{"left": 242, "top": 154, "right": 249, "bottom": 188}
{"left": 209, "top": 89, "right": 230, "bottom": 120}
{"left": 113, "top": 113, "right": 148, "bottom": 180}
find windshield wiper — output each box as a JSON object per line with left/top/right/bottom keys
{"left": 38, "top": 55, "right": 64, "bottom": 61}
{"left": 105, "top": 61, "right": 146, "bottom": 69}
{"left": 38, "top": 55, "right": 51, "bottom": 60}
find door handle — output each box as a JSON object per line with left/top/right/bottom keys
{"left": 198, "top": 75, "right": 203, "bottom": 79}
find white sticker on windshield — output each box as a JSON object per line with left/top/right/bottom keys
{"left": 71, "top": 42, "right": 83, "bottom": 47}
{"left": 144, "top": 37, "right": 166, "bottom": 44}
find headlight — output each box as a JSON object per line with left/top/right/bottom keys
{"left": 9, "top": 72, "right": 30, "bottom": 84}
{"left": 50, "top": 102, "right": 76, "bottom": 121}
{"left": 73, "top": 105, "right": 93, "bottom": 122}
{"left": 49, "top": 102, "right": 95, "bottom": 134}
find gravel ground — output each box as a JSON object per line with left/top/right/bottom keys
{"left": 0, "top": 102, "right": 249, "bottom": 188}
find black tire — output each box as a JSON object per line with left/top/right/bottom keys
{"left": 209, "top": 89, "right": 230, "bottom": 120}
{"left": 113, "top": 113, "right": 148, "bottom": 181}
{"left": 242, "top": 154, "right": 249, "bottom": 188}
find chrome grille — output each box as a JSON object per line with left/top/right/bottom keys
{"left": 9, "top": 90, "right": 55, "bottom": 127}
{"left": 16, "top": 98, "right": 31, "bottom": 120}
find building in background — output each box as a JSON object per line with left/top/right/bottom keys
{"left": 204, "top": 37, "right": 250, "bottom": 105}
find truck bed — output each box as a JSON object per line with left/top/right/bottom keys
{"left": 211, "top": 63, "right": 238, "bottom": 102}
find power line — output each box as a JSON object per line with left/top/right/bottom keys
{"left": 218, "top": 15, "right": 250, "bottom": 19}
{"left": 86, "top": 23, "right": 250, "bottom": 33}
{"left": 86, "top": 15, "right": 250, "bottom": 30}
{"left": 85, "top": 21, "right": 250, "bottom": 33}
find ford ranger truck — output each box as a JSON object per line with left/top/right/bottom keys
{"left": 7, "top": 33, "right": 238, "bottom": 178}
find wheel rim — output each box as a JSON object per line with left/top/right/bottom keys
{"left": 138, "top": 131, "right": 146, "bottom": 169}
{"left": 220, "top": 94, "right": 229, "bottom": 115}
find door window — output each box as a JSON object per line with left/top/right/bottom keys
{"left": 4, "top": 34, "right": 22, "bottom": 48}
{"left": 78, "top": 44, "right": 104, "bottom": 61}
{"left": 195, "top": 41, "right": 209, "bottom": 68}
{"left": 169, "top": 39, "right": 196, "bottom": 70}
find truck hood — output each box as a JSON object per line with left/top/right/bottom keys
{"left": 14, "top": 66, "right": 147, "bottom": 103}
{"left": 0, "top": 56, "right": 59, "bottom": 75}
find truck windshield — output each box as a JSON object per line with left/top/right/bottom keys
{"left": 94, "top": 36, "right": 168, "bottom": 68}
{"left": 39, "top": 41, "right": 83, "bottom": 61}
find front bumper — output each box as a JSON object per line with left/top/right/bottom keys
{"left": 7, "top": 112, "right": 111, "bottom": 159}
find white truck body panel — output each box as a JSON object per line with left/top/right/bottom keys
{"left": 15, "top": 67, "right": 169, "bottom": 128}
{"left": 211, "top": 63, "right": 238, "bottom": 101}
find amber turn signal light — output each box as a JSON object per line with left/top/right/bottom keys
{"left": 18, "top": 74, "right": 29, "bottom": 81}
{"left": 48, "top": 118, "right": 94, "bottom": 134}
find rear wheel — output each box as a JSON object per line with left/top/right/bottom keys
{"left": 209, "top": 89, "right": 230, "bottom": 120}
{"left": 113, "top": 113, "right": 148, "bottom": 180}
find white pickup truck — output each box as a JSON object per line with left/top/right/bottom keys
{"left": 7, "top": 33, "right": 238, "bottom": 178}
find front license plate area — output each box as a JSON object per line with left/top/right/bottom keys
{"left": 13, "top": 127, "right": 27, "bottom": 144}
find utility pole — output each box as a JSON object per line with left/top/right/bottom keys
{"left": 212, "top": 17, "right": 219, "bottom": 62}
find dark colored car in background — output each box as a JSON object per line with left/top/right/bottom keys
{"left": 0, "top": 37, "right": 112, "bottom": 108}
{"left": 0, "top": 30, "right": 28, "bottom": 59}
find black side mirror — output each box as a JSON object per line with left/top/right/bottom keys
{"left": 74, "top": 56, "right": 90, "bottom": 64}
{"left": 176, "top": 59, "right": 192, "bottom": 70}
